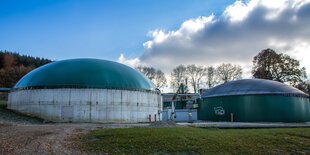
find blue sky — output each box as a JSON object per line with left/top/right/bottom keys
{"left": 0, "top": 0, "right": 234, "bottom": 60}
{"left": 1, "top": 0, "right": 309, "bottom": 79}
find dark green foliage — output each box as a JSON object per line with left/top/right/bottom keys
{"left": 296, "top": 80, "right": 310, "bottom": 95}
{"left": 80, "top": 127, "right": 310, "bottom": 155}
{"left": 252, "top": 48, "right": 307, "bottom": 87}
{"left": 0, "top": 51, "right": 52, "bottom": 87}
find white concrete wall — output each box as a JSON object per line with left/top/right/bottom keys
{"left": 8, "top": 89, "right": 162, "bottom": 123}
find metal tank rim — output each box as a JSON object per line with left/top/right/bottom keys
{"left": 202, "top": 92, "right": 309, "bottom": 99}
{"left": 201, "top": 79, "right": 308, "bottom": 98}
{"left": 9, "top": 87, "right": 161, "bottom": 94}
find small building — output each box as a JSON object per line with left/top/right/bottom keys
{"left": 162, "top": 93, "right": 199, "bottom": 122}
{"left": 198, "top": 79, "right": 310, "bottom": 122}
{"left": 0, "top": 88, "right": 10, "bottom": 100}
{"left": 8, "top": 58, "right": 162, "bottom": 123}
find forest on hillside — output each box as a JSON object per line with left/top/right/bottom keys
{"left": 0, "top": 51, "right": 52, "bottom": 88}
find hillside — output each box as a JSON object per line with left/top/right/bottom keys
{"left": 0, "top": 51, "right": 52, "bottom": 88}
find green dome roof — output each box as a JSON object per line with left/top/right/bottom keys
{"left": 14, "top": 58, "right": 155, "bottom": 91}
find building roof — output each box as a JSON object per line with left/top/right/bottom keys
{"left": 14, "top": 58, "right": 155, "bottom": 91}
{"left": 201, "top": 79, "right": 308, "bottom": 98}
{"left": 0, "top": 88, "right": 11, "bottom": 92}
{"left": 162, "top": 93, "right": 200, "bottom": 102}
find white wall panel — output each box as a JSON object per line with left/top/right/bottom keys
{"left": 9, "top": 89, "right": 162, "bottom": 123}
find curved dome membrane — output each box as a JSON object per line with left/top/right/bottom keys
{"left": 202, "top": 79, "right": 308, "bottom": 98}
{"left": 14, "top": 58, "right": 155, "bottom": 91}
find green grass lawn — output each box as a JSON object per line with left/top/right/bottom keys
{"left": 80, "top": 127, "right": 310, "bottom": 155}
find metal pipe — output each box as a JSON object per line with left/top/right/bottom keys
{"left": 231, "top": 113, "right": 234, "bottom": 122}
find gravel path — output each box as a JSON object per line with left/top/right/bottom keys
{"left": 0, "top": 124, "right": 87, "bottom": 155}
{"left": 0, "top": 104, "right": 87, "bottom": 155}
{"left": 148, "top": 120, "right": 180, "bottom": 128}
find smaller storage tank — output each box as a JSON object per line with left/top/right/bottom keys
{"left": 198, "top": 79, "right": 310, "bottom": 122}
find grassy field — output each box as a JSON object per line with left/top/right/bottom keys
{"left": 80, "top": 127, "right": 310, "bottom": 155}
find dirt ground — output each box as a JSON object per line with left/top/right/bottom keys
{"left": 0, "top": 103, "right": 149, "bottom": 155}
{"left": 0, "top": 122, "right": 151, "bottom": 155}
{"left": 0, "top": 102, "right": 87, "bottom": 154}
{"left": 0, "top": 102, "right": 82, "bottom": 154}
{"left": 0, "top": 123, "right": 86, "bottom": 155}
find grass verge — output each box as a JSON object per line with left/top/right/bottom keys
{"left": 80, "top": 127, "right": 310, "bottom": 155}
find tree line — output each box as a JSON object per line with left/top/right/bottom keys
{"left": 136, "top": 48, "right": 309, "bottom": 95}
{"left": 0, "top": 51, "right": 52, "bottom": 88}
{"left": 0, "top": 49, "right": 308, "bottom": 95}
{"left": 137, "top": 63, "right": 242, "bottom": 93}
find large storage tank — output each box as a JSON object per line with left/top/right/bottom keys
{"left": 8, "top": 58, "right": 162, "bottom": 123}
{"left": 198, "top": 79, "right": 310, "bottom": 122}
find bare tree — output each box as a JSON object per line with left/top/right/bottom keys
{"left": 135, "top": 65, "right": 167, "bottom": 90}
{"left": 216, "top": 63, "right": 242, "bottom": 84}
{"left": 206, "top": 66, "right": 216, "bottom": 88}
{"left": 186, "top": 64, "right": 206, "bottom": 93}
{"left": 170, "top": 65, "right": 187, "bottom": 92}
{"left": 154, "top": 70, "right": 167, "bottom": 89}
{"left": 136, "top": 65, "right": 156, "bottom": 80}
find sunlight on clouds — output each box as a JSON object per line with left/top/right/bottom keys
{"left": 292, "top": 0, "right": 310, "bottom": 8}
{"left": 287, "top": 41, "right": 310, "bottom": 77}
{"left": 223, "top": 0, "right": 253, "bottom": 22}
{"left": 143, "top": 15, "right": 215, "bottom": 49}
{"left": 143, "top": 30, "right": 169, "bottom": 49}
{"left": 132, "top": 0, "right": 310, "bottom": 83}
{"left": 267, "top": 38, "right": 310, "bottom": 77}
{"left": 268, "top": 39, "right": 290, "bottom": 50}
{"left": 117, "top": 53, "right": 141, "bottom": 68}
{"left": 223, "top": 0, "right": 292, "bottom": 21}
{"left": 259, "top": 0, "right": 288, "bottom": 9}
{"left": 179, "top": 15, "right": 215, "bottom": 33}
{"left": 149, "top": 30, "right": 168, "bottom": 44}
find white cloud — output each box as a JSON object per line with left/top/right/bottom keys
{"left": 143, "top": 15, "right": 215, "bottom": 50}
{"left": 179, "top": 15, "right": 215, "bottom": 33}
{"left": 122, "top": 0, "right": 310, "bottom": 80}
{"left": 224, "top": 0, "right": 253, "bottom": 22}
{"left": 117, "top": 53, "right": 141, "bottom": 68}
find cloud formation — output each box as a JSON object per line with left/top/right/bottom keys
{"left": 118, "top": 53, "right": 140, "bottom": 68}
{"left": 120, "top": 0, "right": 310, "bottom": 78}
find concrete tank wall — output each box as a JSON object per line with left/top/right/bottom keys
{"left": 8, "top": 89, "right": 162, "bottom": 123}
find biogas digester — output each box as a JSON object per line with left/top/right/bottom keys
{"left": 198, "top": 79, "right": 310, "bottom": 122}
